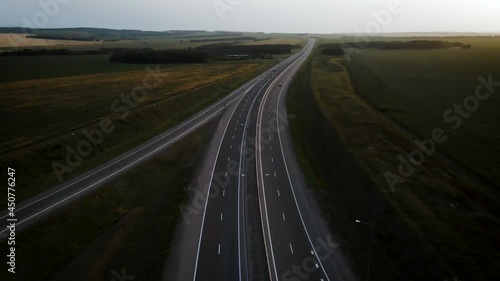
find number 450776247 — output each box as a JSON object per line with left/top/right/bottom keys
{"left": 7, "top": 168, "right": 16, "bottom": 217}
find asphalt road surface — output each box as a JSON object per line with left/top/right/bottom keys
{"left": 256, "top": 38, "right": 357, "bottom": 281}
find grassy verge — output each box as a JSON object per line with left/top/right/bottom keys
{"left": 346, "top": 46, "right": 500, "bottom": 187}
{"left": 1, "top": 60, "right": 273, "bottom": 202}
{"left": 0, "top": 117, "right": 216, "bottom": 281}
{"left": 287, "top": 45, "right": 500, "bottom": 280}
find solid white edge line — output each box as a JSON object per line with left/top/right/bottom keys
{"left": 275, "top": 40, "right": 332, "bottom": 281}
{"left": 192, "top": 86, "right": 252, "bottom": 281}
{"left": 256, "top": 49, "right": 307, "bottom": 281}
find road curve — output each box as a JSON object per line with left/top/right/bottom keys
{"left": 256, "top": 38, "right": 358, "bottom": 281}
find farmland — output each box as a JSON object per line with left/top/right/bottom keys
{"left": 287, "top": 38, "right": 500, "bottom": 280}
{"left": 347, "top": 38, "right": 500, "bottom": 186}
{"left": 0, "top": 60, "right": 273, "bottom": 201}
{"left": 0, "top": 28, "right": 308, "bottom": 51}
{"left": 0, "top": 33, "right": 101, "bottom": 48}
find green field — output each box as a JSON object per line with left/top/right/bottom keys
{"left": 347, "top": 38, "right": 500, "bottom": 186}
{"left": 287, "top": 39, "right": 500, "bottom": 280}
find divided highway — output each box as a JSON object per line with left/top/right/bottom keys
{"left": 191, "top": 41, "right": 316, "bottom": 281}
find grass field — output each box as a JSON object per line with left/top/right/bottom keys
{"left": 287, "top": 41, "right": 500, "bottom": 280}
{"left": 346, "top": 38, "right": 500, "bottom": 186}
{"left": 0, "top": 55, "right": 151, "bottom": 82}
{"left": 0, "top": 118, "right": 214, "bottom": 281}
{"left": 0, "top": 33, "right": 101, "bottom": 48}
{"left": 0, "top": 60, "right": 273, "bottom": 202}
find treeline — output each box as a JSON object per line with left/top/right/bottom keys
{"left": 109, "top": 49, "right": 207, "bottom": 64}
{"left": 176, "top": 32, "right": 243, "bottom": 38}
{"left": 195, "top": 43, "right": 300, "bottom": 59}
{"left": 1, "top": 44, "right": 299, "bottom": 63}
{"left": 320, "top": 40, "right": 471, "bottom": 55}
{"left": 1, "top": 48, "right": 103, "bottom": 56}
{"left": 188, "top": 36, "right": 256, "bottom": 42}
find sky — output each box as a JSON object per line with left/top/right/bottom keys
{"left": 1, "top": 0, "right": 499, "bottom": 34}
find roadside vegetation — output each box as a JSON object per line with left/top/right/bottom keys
{"left": 0, "top": 119, "right": 215, "bottom": 281}
{"left": 287, "top": 39, "right": 500, "bottom": 280}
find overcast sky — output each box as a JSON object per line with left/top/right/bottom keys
{"left": 1, "top": 0, "right": 499, "bottom": 33}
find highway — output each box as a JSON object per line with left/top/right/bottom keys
{"left": 189, "top": 41, "right": 316, "bottom": 281}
